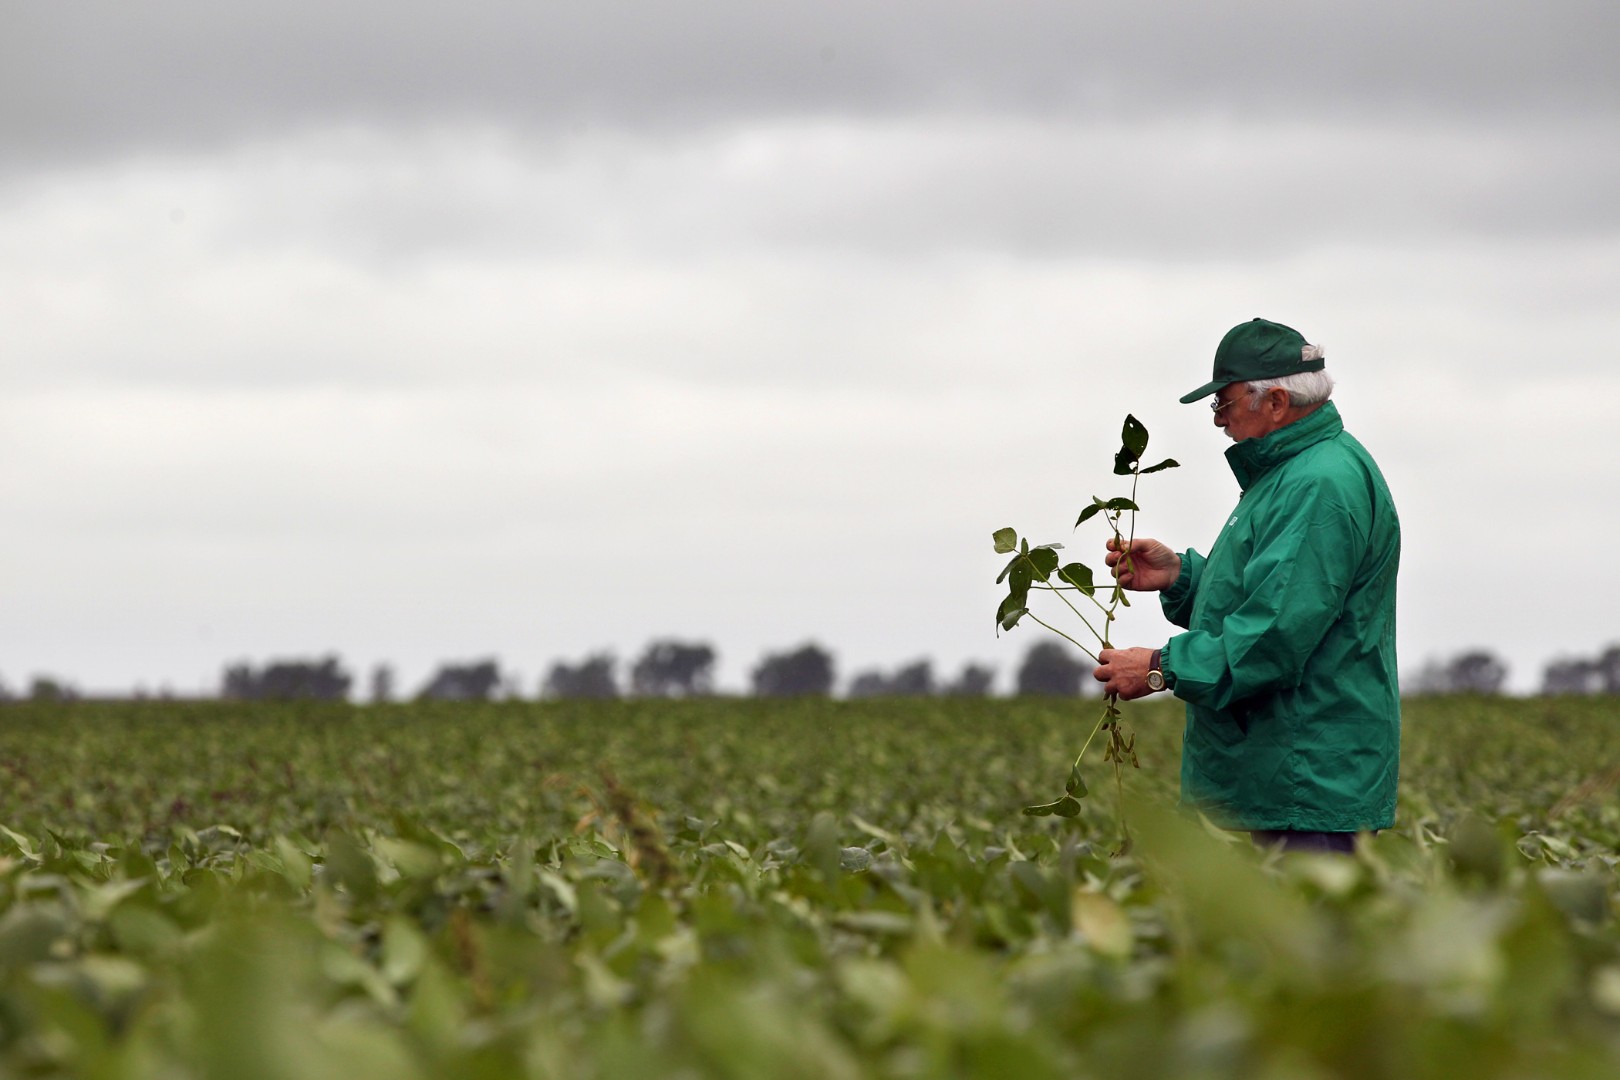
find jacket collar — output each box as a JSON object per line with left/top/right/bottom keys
{"left": 1225, "top": 400, "right": 1343, "bottom": 491}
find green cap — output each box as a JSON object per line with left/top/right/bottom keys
{"left": 1179, "top": 318, "right": 1323, "bottom": 403}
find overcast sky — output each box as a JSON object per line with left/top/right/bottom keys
{"left": 4, "top": 1, "right": 1617, "bottom": 697}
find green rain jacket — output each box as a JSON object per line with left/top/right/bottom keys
{"left": 1160, "top": 402, "right": 1401, "bottom": 832}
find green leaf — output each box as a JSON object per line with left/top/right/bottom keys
{"left": 995, "top": 554, "right": 1021, "bottom": 585}
{"left": 321, "top": 831, "right": 379, "bottom": 904}
{"left": 1121, "top": 414, "right": 1149, "bottom": 458}
{"left": 1027, "top": 547, "right": 1059, "bottom": 581}
{"left": 1022, "top": 796, "right": 1084, "bottom": 818}
{"left": 1104, "top": 497, "right": 1140, "bottom": 512}
{"left": 1113, "top": 415, "right": 1149, "bottom": 474}
{"left": 998, "top": 564, "right": 1032, "bottom": 629}
{"left": 1065, "top": 764, "right": 1089, "bottom": 797}
{"left": 1140, "top": 458, "right": 1179, "bottom": 474}
{"left": 1058, "top": 562, "right": 1095, "bottom": 595}
{"left": 992, "top": 527, "right": 1017, "bottom": 554}
{"left": 1075, "top": 504, "right": 1103, "bottom": 528}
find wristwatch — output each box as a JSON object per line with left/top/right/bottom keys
{"left": 1146, "top": 648, "right": 1166, "bottom": 693}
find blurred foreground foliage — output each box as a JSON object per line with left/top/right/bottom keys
{"left": 0, "top": 696, "right": 1618, "bottom": 1078}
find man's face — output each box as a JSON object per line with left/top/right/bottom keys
{"left": 1211, "top": 383, "right": 1274, "bottom": 442}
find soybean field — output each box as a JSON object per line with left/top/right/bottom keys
{"left": 1, "top": 695, "right": 1618, "bottom": 1078}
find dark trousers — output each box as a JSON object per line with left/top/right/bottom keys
{"left": 1250, "top": 829, "right": 1359, "bottom": 855}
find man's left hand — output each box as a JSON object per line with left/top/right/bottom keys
{"left": 1093, "top": 647, "right": 1159, "bottom": 700}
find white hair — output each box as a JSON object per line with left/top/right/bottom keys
{"left": 1246, "top": 343, "right": 1334, "bottom": 408}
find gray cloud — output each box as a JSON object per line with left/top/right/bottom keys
{"left": 8, "top": 116, "right": 1618, "bottom": 283}
{"left": 4, "top": 119, "right": 1617, "bottom": 403}
{"left": 6, "top": 2, "right": 1619, "bottom": 171}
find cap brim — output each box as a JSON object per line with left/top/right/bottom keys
{"left": 1178, "top": 380, "right": 1225, "bottom": 404}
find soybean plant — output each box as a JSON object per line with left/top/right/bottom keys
{"left": 991, "top": 414, "right": 1177, "bottom": 850}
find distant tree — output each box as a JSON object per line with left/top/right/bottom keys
{"left": 846, "top": 658, "right": 934, "bottom": 698}
{"left": 944, "top": 663, "right": 996, "bottom": 697}
{"left": 543, "top": 654, "right": 619, "bottom": 699}
{"left": 1412, "top": 649, "right": 1509, "bottom": 695}
{"left": 418, "top": 659, "right": 502, "bottom": 701}
{"left": 1541, "top": 657, "right": 1599, "bottom": 696}
{"left": 1016, "top": 642, "right": 1087, "bottom": 696}
{"left": 0, "top": 674, "right": 12, "bottom": 702}
{"left": 221, "top": 656, "right": 351, "bottom": 701}
{"left": 630, "top": 640, "right": 717, "bottom": 697}
{"left": 888, "top": 659, "right": 934, "bottom": 696}
{"left": 28, "top": 676, "right": 78, "bottom": 703}
{"left": 1597, "top": 644, "right": 1620, "bottom": 694}
{"left": 1540, "top": 644, "right": 1620, "bottom": 695}
{"left": 222, "top": 663, "right": 255, "bottom": 700}
{"left": 369, "top": 663, "right": 396, "bottom": 704}
{"left": 751, "top": 643, "right": 835, "bottom": 698}
{"left": 846, "top": 670, "right": 890, "bottom": 698}
{"left": 1446, "top": 651, "right": 1509, "bottom": 694}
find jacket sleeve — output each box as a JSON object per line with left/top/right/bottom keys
{"left": 1159, "top": 548, "right": 1204, "bottom": 629}
{"left": 1164, "top": 477, "right": 1367, "bottom": 711}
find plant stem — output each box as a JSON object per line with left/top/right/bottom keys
{"left": 1031, "top": 583, "right": 1115, "bottom": 616}
{"left": 1030, "top": 585, "right": 1108, "bottom": 645}
{"left": 1072, "top": 700, "right": 1112, "bottom": 766}
{"left": 1127, "top": 467, "right": 1141, "bottom": 570}
{"left": 1025, "top": 612, "right": 1100, "bottom": 664}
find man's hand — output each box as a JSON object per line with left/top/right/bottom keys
{"left": 1105, "top": 537, "right": 1181, "bottom": 592}
{"left": 1093, "top": 647, "right": 1160, "bottom": 700}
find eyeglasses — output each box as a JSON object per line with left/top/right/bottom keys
{"left": 1210, "top": 390, "right": 1256, "bottom": 415}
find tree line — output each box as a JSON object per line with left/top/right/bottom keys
{"left": 1406, "top": 644, "right": 1620, "bottom": 697}
{"left": 0, "top": 640, "right": 1090, "bottom": 704}
{"left": 4, "top": 642, "right": 1617, "bottom": 703}
{"left": 212, "top": 640, "right": 1092, "bottom": 702}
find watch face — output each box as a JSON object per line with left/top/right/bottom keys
{"left": 1147, "top": 671, "right": 1165, "bottom": 692}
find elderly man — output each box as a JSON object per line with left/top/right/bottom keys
{"left": 1092, "top": 318, "right": 1401, "bottom": 854}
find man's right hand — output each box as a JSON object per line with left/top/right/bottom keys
{"left": 1105, "top": 537, "right": 1181, "bottom": 592}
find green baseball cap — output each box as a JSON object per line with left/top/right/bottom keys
{"left": 1179, "top": 317, "right": 1324, "bottom": 403}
